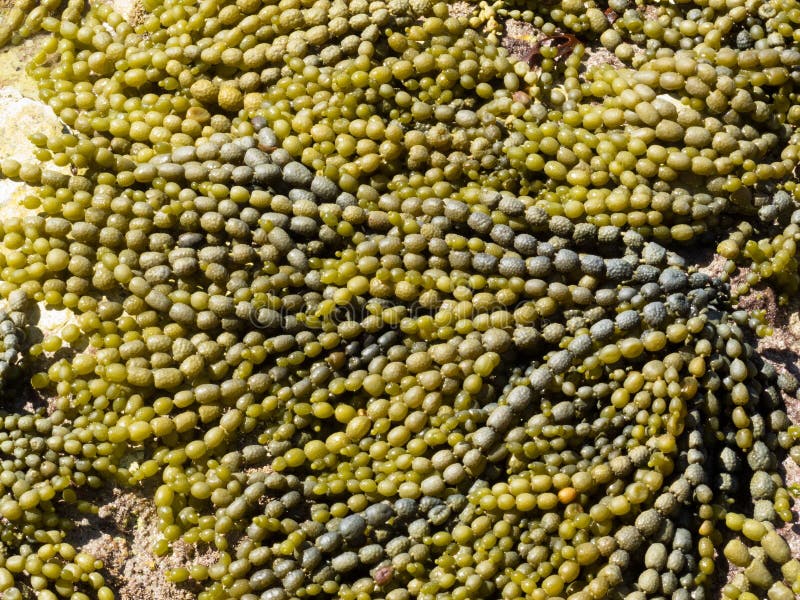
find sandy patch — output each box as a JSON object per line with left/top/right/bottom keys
{"left": 70, "top": 486, "right": 210, "bottom": 600}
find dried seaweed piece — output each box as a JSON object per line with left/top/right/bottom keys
{"left": 524, "top": 33, "right": 581, "bottom": 66}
